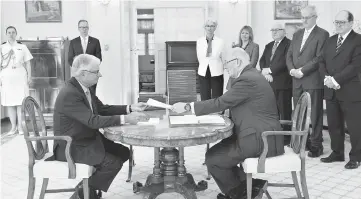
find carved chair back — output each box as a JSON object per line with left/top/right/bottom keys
{"left": 21, "top": 96, "right": 49, "bottom": 165}
{"left": 290, "top": 92, "right": 312, "bottom": 154}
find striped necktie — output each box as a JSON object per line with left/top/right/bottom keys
{"left": 85, "top": 90, "right": 93, "bottom": 112}
{"left": 336, "top": 36, "right": 343, "bottom": 52}
{"left": 270, "top": 41, "right": 279, "bottom": 60}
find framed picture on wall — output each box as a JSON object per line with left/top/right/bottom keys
{"left": 274, "top": 0, "right": 308, "bottom": 20}
{"left": 285, "top": 23, "right": 303, "bottom": 40}
{"left": 25, "top": 0, "right": 62, "bottom": 23}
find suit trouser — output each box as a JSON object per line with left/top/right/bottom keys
{"left": 89, "top": 135, "right": 130, "bottom": 192}
{"left": 326, "top": 98, "right": 361, "bottom": 161}
{"left": 273, "top": 88, "right": 293, "bottom": 129}
{"left": 199, "top": 67, "right": 224, "bottom": 101}
{"left": 205, "top": 134, "right": 261, "bottom": 195}
{"left": 293, "top": 87, "right": 324, "bottom": 148}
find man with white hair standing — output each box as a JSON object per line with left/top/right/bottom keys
{"left": 172, "top": 48, "right": 284, "bottom": 199}
{"left": 50, "top": 54, "right": 148, "bottom": 199}
{"left": 286, "top": 5, "right": 329, "bottom": 158}
{"left": 197, "top": 18, "right": 225, "bottom": 101}
{"left": 260, "top": 23, "right": 292, "bottom": 144}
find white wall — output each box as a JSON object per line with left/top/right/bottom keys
{"left": 251, "top": 0, "right": 361, "bottom": 66}
{"left": 1, "top": 0, "right": 87, "bottom": 41}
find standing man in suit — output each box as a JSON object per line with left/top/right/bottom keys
{"left": 286, "top": 5, "right": 329, "bottom": 158}
{"left": 68, "top": 19, "right": 102, "bottom": 93}
{"left": 197, "top": 18, "right": 225, "bottom": 101}
{"left": 320, "top": 11, "right": 361, "bottom": 169}
{"left": 260, "top": 23, "right": 292, "bottom": 144}
{"left": 51, "top": 54, "right": 148, "bottom": 198}
{"left": 172, "top": 48, "right": 284, "bottom": 199}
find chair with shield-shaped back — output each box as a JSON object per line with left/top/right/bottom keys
{"left": 242, "top": 92, "right": 311, "bottom": 199}
{"left": 21, "top": 96, "right": 95, "bottom": 199}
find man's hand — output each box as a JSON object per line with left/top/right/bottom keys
{"left": 124, "top": 112, "right": 149, "bottom": 125}
{"left": 264, "top": 74, "right": 273, "bottom": 82}
{"left": 261, "top": 68, "right": 271, "bottom": 76}
{"left": 172, "top": 102, "right": 187, "bottom": 113}
{"left": 131, "top": 102, "right": 148, "bottom": 112}
{"left": 324, "top": 76, "right": 339, "bottom": 90}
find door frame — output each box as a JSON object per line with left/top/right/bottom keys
{"left": 129, "top": 1, "right": 209, "bottom": 95}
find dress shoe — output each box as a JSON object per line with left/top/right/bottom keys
{"left": 308, "top": 147, "right": 323, "bottom": 158}
{"left": 320, "top": 153, "right": 345, "bottom": 163}
{"left": 217, "top": 193, "right": 232, "bottom": 199}
{"left": 77, "top": 186, "right": 100, "bottom": 199}
{"left": 345, "top": 160, "right": 360, "bottom": 169}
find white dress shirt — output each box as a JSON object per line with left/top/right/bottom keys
{"left": 81, "top": 35, "right": 89, "bottom": 53}
{"left": 300, "top": 24, "right": 316, "bottom": 51}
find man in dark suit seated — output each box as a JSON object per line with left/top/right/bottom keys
{"left": 51, "top": 54, "right": 148, "bottom": 199}
{"left": 68, "top": 19, "right": 102, "bottom": 94}
{"left": 172, "top": 47, "right": 285, "bottom": 199}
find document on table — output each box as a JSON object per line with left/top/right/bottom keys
{"left": 169, "top": 115, "right": 225, "bottom": 127}
{"left": 137, "top": 118, "right": 160, "bottom": 125}
{"left": 147, "top": 98, "right": 172, "bottom": 109}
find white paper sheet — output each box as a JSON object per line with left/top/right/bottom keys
{"left": 147, "top": 98, "right": 172, "bottom": 109}
{"left": 137, "top": 118, "right": 160, "bottom": 125}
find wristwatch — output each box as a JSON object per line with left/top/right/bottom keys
{"left": 184, "top": 103, "right": 191, "bottom": 112}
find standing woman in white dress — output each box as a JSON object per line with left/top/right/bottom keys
{"left": 0, "top": 26, "right": 33, "bottom": 135}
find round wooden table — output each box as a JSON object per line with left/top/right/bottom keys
{"left": 104, "top": 112, "right": 233, "bottom": 199}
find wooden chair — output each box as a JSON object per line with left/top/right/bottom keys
{"left": 21, "top": 96, "right": 94, "bottom": 199}
{"left": 242, "top": 92, "right": 311, "bottom": 199}
{"left": 126, "top": 145, "right": 135, "bottom": 182}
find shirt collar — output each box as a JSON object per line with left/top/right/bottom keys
{"left": 274, "top": 37, "right": 284, "bottom": 44}
{"left": 339, "top": 29, "right": 352, "bottom": 40}
{"left": 81, "top": 35, "right": 89, "bottom": 42}
{"left": 305, "top": 24, "right": 316, "bottom": 34}
{"left": 76, "top": 78, "right": 89, "bottom": 94}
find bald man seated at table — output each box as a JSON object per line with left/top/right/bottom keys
{"left": 172, "top": 47, "right": 285, "bottom": 199}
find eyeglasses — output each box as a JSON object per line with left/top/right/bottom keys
{"left": 301, "top": 15, "right": 316, "bottom": 20}
{"left": 333, "top": 20, "right": 348, "bottom": 26}
{"left": 225, "top": 58, "right": 239, "bottom": 65}
{"left": 83, "top": 70, "right": 100, "bottom": 75}
{"left": 205, "top": 25, "right": 216, "bottom": 28}
{"left": 270, "top": 28, "right": 284, "bottom": 32}
{"left": 78, "top": 26, "right": 89, "bottom": 29}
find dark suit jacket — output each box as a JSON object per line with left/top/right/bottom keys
{"left": 68, "top": 36, "right": 102, "bottom": 66}
{"left": 52, "top": 77, "right": 126, "bottom": 165}
{"left": 194, "top": 65, "right": 284, "bottom": 157}
{"left": 286, "top": 26, "right": 329, "bottom": 89}
{"left": 319, "top": 30, "right": 361, "bottom": 101}
{"left": 260, "top": 37, "right": 292, "bottom": 90}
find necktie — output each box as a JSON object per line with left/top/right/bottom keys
{"left": 85, "top": 90, "right": 93, "bottom": 112}
{"left": 336, "top": 36, "right": 343, "bottom": 52}
{"left": 82, "top": 38, "right": 87, "bottom": 53}
{"left": 300, "top": 30, "right": 309, "bottom": 51}
{"left": 270, "top": 41, "right": 279, "bottom": 60}
{"left": 206, "top": 38, "right": 212, "bottom": 57}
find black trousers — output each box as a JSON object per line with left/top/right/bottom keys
{"left": 293, "top": 87, "right": 324, "bottom": 148}
{"left": 199, "top": 67, "right": 224, "bottom": 101}
{"left": 89, "top": 135, "right": 130, "bottom": 192}
{"left": 205, "top": 134, "right": 261, "bottom": 195}
{"left": 273, "top": 88, "right": 293, "bottom": 128}
{"left": 326, "top": 99, "right": 361, "bottom": 161}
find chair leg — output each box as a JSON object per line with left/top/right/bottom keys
{"left": 300, "top": 169, "right": 309, "bottom": 199}
{"left": 265, "top": 190, "right": 272, "bottom": 199}
{"left": 205, "top": 144, "right": 211, "bottom": 180}
{"left": 127, "top": 145, "right": 134, "bottom": 182}
{"left": 39, "top": 178, "right": 49, "bottom": 199}
{"left": 291, "top": 171, "right": 302, "bottom": 198}
{"left": 27, "top": 177, "right": 36, "bottom": 199}
{"left": 246, "top": 173, "right": 252, "bottom": 199}
{"left": 83, "top": 178, "right": 90, "bottom": 199}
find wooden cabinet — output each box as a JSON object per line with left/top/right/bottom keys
{"left": 21, "top": 38, "right": 69, "bottom": 113}
{"left": 165, "top": 41, "right": 199, "bottom": 104}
